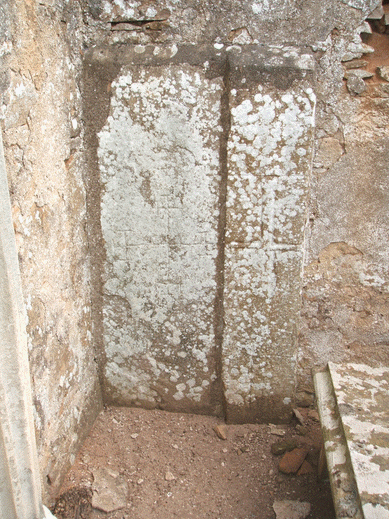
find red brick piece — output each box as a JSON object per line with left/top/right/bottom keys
{"left": 279, "top": 447, "right": 308, "bottom": 474}
{"left": 297, "top": 460, "right": 314, "bottom": 476}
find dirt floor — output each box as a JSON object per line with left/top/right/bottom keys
{"left": 53, "top": 406, "right": 335, "bottom": 519}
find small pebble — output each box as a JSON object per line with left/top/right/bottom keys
{"left": 347, "top": 76, "right": 366, "bottom": 95}
{"left": 214, "top": 424, "right": 227, "bottom": 440}
{"left": 165, "top": 471, "right": 175, "bottom": 481}
{"left": 296, "top": 425, "right": 308, "bottom": 436}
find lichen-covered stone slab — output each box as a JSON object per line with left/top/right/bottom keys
{"left": 98, "top": 64, "right": 223, "bottom": 413}
{"left": 223, "top": 82, "right": 316, "bottom": 423}
{"left": 314, "top": 369, "right": 363, "bottom": 519}
{"left": 328, "top": 362, "right": 389, "bottom": 519}
{"left": 93, "top": 44, "right": 315, "bottom": 421}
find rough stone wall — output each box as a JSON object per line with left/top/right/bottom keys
{"left": 82, "top": 0, "right": 388, "bottom": 421}
{"left": 297, "top": 14, "right": 389, "bottom": 402}
{"left": 0, "top": 0, "right": 102, "bottom": 505}
{"left": 1, "top": 0, "right": 389, "bottom": 502}
{"left": 81, "top": 0, "right": 378, "bottom": 47}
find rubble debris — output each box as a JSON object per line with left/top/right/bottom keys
{"left": 271, "top": 439, "right": 298, "bottom": 456}
{"left": 293, "top": 408, "right": 305, "bottom": 426}
{"left": 213, "top": 424, "right": 227, "bottom": 440}
{"left": 269, "top": 424, "right": 286, "bottom": 436}
{"left": 279, "top": 447, "right": 309, "bottom": 474}
{"left": 273, "top": 499, "right": 311, "bottom": 519}
{"left": 377, "top": 66, "right": 389, "bottom": 81}
{"left": 296, "top": 425, "right": 308, "bottom": 436}
{"left": 297, "top": 460, "right": 315, "bottom": 476}
{"left": 347, "top": 75, "right": 367, "bottom": 95}
{"left": 91, "top": 468, "right": 127, "bottom": 513}
{"left": 307, "top": 409, "right": 319, "bottom": 422}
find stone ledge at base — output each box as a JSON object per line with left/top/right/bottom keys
{"left": 314, "top": 362, "right": 389, "bottom": 519}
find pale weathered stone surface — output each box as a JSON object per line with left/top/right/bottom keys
{"left": 0, "top": 123, "right": 45, "bottom": 519}
{"left": 366, "top": 4, "right": 384, "bottom": 18}
{"left": 377, "top": 66, "right": 389, "bottom": 81}
{"left": 273, "top": 499, "right": 311, "bottom": 519}
{"left": 89, "top": 44, "right": 316, "bottom": 421}
{"left": 223, "top": 77, "right": 315, "bottom": 422}
{"left": 82, "top": 0, "right": 377, "bottom": 48}
{"left": 347, "top": 75, "right": 367, "bottom": 94}
{"left": 92, "top": 468, "right": 128, "bottom": 512}
{"left": 329, "top": 362, "right": 389, "bottom": 519}
{"left": 98, "top": 60, "right": 224, "bottom": 414}
{"left": 314, "top": 368, "right": 363, "bottom": 519}
{"left": 1, "top": 0, "right": 389, "bottom": 506}
{"left": 344, "top": 69, "right": 373, "bottom": 78}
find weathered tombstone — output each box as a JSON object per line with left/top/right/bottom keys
{"left": 85, "top": 43, "right": 315, "bottom": 422}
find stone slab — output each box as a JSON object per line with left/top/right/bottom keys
{"left": 223, "top": 79, "right": 315, "bottom": 423}
{"left": 328, "top": 362, "right": 389, "bottom": 519}
{"left": 98, "top": 61, "right": 224, "bottom": 414}
{"left": 314, "top": 369, "right": 363, "bottom": 519}
{"left": 89, "top": 43, "right": 316, "bottom": 420}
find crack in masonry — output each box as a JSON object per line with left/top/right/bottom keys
{"left": 213, "top": 56, "right": 231, "bottom": 421}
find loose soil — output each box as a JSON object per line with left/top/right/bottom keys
{"left": 53, "top": 406, "right": 335, "bottom": 519}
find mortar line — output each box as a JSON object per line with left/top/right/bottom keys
{"left": 214, "top": 56, "right": 231, "bottom": 421}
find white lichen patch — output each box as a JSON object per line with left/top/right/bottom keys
{"left": 98, "top": 64, "right": 223, "bottom": 410}
{"left": 251, "top": 0, "right": 288, "bottom": 18}
{"left": 223, "top": 84, "right": 315, "bottom": 418}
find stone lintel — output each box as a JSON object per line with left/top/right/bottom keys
{"left": 85, "top": 43, "right": 314, "bottom": 81}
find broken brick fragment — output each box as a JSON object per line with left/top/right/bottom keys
{"left": 279, "top": 447, "right": 308, "bottom": 474}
